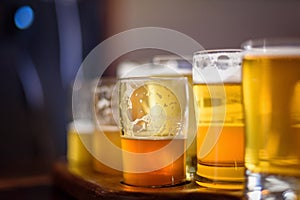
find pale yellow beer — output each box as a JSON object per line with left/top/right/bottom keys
{"left": 93, "top": 125, "right": 122, "bottom": 174}
{"left": 92, "top": 77, "right": 123, "bottom": 174}
{"left": 67, "top": 120, "right": 94, "bottom": 166}
{"left": 243, "top": 53, "right": 300, "bottom": 176}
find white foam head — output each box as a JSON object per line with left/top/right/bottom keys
{"left": 99, "top": 125, "right": 119, "bottom": 132}
{"left": 68, "top": 120, "right": 94, "bottom": 134}
{"left": 193, "top": 50, "right": 242, "bottom": 84}
{"left": 243, "top": 46, "right": 300, "bottom": 56}
{"left": 117, "top": 62, "right": 191, "bottom": 78}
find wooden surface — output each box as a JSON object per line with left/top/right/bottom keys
{"left": 53, "top": 160, "right": 244, "bottom": 200}
{"left": 0, "top": 160, "right": 73, "bottom": 200}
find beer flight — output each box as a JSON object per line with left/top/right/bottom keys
{"left": 68, "top": 38, "right": 300, "bottom": 199}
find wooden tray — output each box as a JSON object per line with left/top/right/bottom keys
{"left": 53, "top": 160, "right": 244, "bottom": 200}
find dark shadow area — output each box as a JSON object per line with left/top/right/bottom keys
{"left": 0, "top": 0, "right": 107, "bottom": 176}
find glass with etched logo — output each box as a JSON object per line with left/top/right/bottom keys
{"left": 118, "top": 77, "right": 189, "bottom": 187}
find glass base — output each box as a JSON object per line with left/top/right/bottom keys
{"left": 196, "top": 164, "right": 245, "bottom": 190}
{"left": 246, "top": 170, "right": 300, "bottom": 200}
{"left": 196, "top": 176, "right": 244, "bottom": 190}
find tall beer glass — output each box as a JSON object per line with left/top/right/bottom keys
{"left": 193, "top": 50, "right": 244, "bottom": 190}
{"left": 242, "top": 38, "right": 300, "bottom": 199}
{"left": 118, "top": 77, "right": 189, "bottom": 187}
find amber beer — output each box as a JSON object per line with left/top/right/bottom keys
{"left": 193, "top": 83, "right": 244, "bottom": 189}
{"left": 118, "top": 59, "right": 196, "bottom": 180}
{"left": 243, "top": 52, "right": 300, "bottom": 176}
{"left": 121, "top": 137, "right": 186, "bottom": 186}
{"left": 119, "top": 77, "right": 188, "bottom": 187}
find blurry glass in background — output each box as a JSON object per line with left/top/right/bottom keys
{"left": 67, "top": 121, "right": 94, "bottom": 167}
{"left": 152, "top": 55, "right": 193, "bottom": 82}
{"left": 152, "top": 55, "right": 197, "bottom": 181}
{"left": 92, "top": 77, "right": 122, "bottom": 175}
{"left": 67, "top": 80, "right": 94, "bottom": 167}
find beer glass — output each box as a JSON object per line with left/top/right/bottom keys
{"left": 67, "top": 120, "right": 94, "bottom": 166}
{"left": 67, "top": 80, "right": 94, "bottom": 167}
{"left": 93, "top": 77, "right": 122, "bottom": 174}
{"left": 118, "top": 77, "right": 189, "bottom": 187}
{"left": 242, "top": 38, "right": 300, "bottom": 199}
{"left": 193, "top": 50, "right": 244, "bottom": 190}
{"left": 153, "top": 55, "right": 197, "bottom": 181}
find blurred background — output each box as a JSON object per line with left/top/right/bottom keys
{"left": 1, "top": 0, "right": 300, "bottom": 177}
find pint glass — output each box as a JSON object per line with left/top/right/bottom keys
{"left": 242, "top": 38, "right": 300, "bottom": 199}
{"left": 193, "top": 50, "right": 244, "bottom": 190}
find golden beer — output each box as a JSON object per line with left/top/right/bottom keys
{"left": 193, "top": 83, "right": 244, "bottom": 189}
{"left": 243, "top": 54, "right": 300, "bottom": 176}
{"left": 67, "top": 120, "right": 94, "bottom": 166}
{"left": 92, "top": 77, "right": 124, "bottom": 173}
{"left": 92, "top": 125, "right": 122, "bottom": 174}
{"left": 121, "top": 137, "right": 186, "bottom": 187}
{"left": 193, "top": 48, "right": 243, "bottom": 190}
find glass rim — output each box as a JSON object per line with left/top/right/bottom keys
{"left": 117, "top": 76, "right": 188, "bottom": 82}
{"left": 152, "top": 54, "right": 193, "bottom": 62}
{"left": 193, "top": 49, "right": 241, "bottom": 56}
{"left": 93, "top": 77, "right": 117, "bottom": 94}
{"left": 97, "top": 76, "right": 117, "bottom": 83}
{"left": 241, "top": 37, "right": 300, "bottom": 50}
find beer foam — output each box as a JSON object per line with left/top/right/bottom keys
{"left": 193, "top": 51, "right": 242, "bottom": 84}
{"left": 99, "top": 125, "right": 120, "bottom": 132}
{"left": 193, "top": 65, "right": 241, "bottom": 84}
{"left": 68, "top": 120, "right": 94, "bottom": 134}
{"left": 244, "top": 47, "right": 300, "bottom": 56}
{"left": 117, "top": 62, "right": 190, "bottom": 78}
